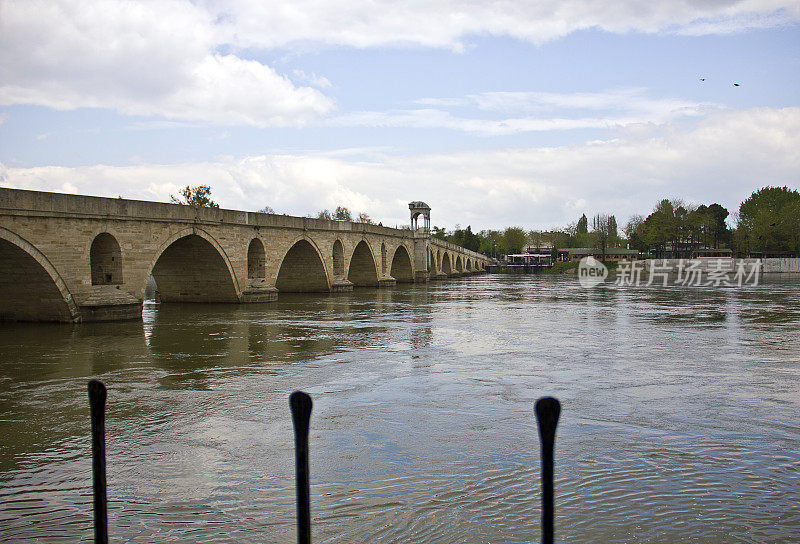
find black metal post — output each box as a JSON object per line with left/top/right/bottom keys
{"left": 88, "top": 380, "right": 108, "bottom": 544}
{"left": 290, "top": 391, "right": 313, "bottom": 544}
{"left": 535, "top": 397, "right": 561, "bottom": 544}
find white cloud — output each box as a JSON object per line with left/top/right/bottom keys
{"left": 292, "top": 70, "right": 333, "bottom": 89}
{"left": 1, "top": 0, "right": 797, "bottom": 127}
{"left": 331, "top": 108, "right": 624, "bottom": 135}
{"left": 675, "top": 7, "right": 798, "bottom": 35}
{"left": 218, "top": 0, "right": 800, "bottom": 50}
{"left": 334, "top": 89, "right": 718, "bottom": 135}
{"left": 0, "top": 0, "right": 334, "bottom": 126}
{"left": 467, "top": 89, "right": 711, "bottom": 118}
{"left": 4, "top": 107, "right": 798, "bottom": 229}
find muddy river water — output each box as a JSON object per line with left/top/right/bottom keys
{"left": 1, "top": 274, "right": 799, "bottom": 543}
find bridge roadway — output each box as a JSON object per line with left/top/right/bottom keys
{"left": 0, "top": 188, "right": 490, "bottom": 322}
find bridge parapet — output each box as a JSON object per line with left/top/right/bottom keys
{"left": 0, "top": 188, "right": 409, "bottom": 238}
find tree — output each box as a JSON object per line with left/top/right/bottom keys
{"left": 548, "top": 229, "right": 572, "bottom": 260}
{"left": 258, "top": 205, "right": 275, "bottom": 214}
{"left": 462, "top": 226, "right": 481, "bottom": 252}
{"left": 356, "top": 212, "right": 374, "bottom": 224}
{"left": 334, "top": 206, "right": 353, "bottom": 221}
{"left": 642, "top": 199, "right": 682, "bottom": 257}
{"left": 502, "top": 227, "right": 528, "bottom": 255}
{"left": 674, "top": 204, "right": 692, "bottom": 256}
{"left": 446, "top": 225, "right": 481, "bottom": 252}
{"left": 528, "top": 230, "right": 544, "bottom": 250}
{"left": 707, "top": 203, "right": 730, "bottom": 248}
{"left": 591, "top": 214, "right": 612, "bottom": 261}
{"left": 608, "top": 216, "right": 618, "bottom": 241}
{"left": 737, "top": 186, "right": 800, "bottom": 254}
{"left": 634, "top": 198, "right": 730, "bottom": 257}
{"left": 624, "top": 215, "right": 645, "bottom": 250}
{"left": 170, "top": 185, "right": 219, "bottom": 208}
{"left": 479, "top": 229, "right": 503, "bottom": 257}
{"left": 577, "top": 214, "right": 588, "bottom": 234}
{"left": 432, "top": 226, "right": 447, "bottom": 240}
{"left": 449, "top": 224, "right": 465, "bottom": 247}
{"left": 317, "top": 206, "right": 355, "bottom": 221}
{"left": 576, "top": 213, "right": 588, "bottom": 246}
{"left": 687, "top": 205, "right": 708, "bottom": 249}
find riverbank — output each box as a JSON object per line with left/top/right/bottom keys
{"left": 492, "top": 257, "right": 800, "bottom": 274}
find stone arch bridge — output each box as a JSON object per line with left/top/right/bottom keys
{"left": 0, "top": 188, "right": 489, "bottom": 322}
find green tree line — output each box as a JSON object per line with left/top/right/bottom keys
{"left": 171, "top": 184, "right": 800, "bottom": 257}
{"left": 432, "top": 186, "right": 799, "bottom": 258}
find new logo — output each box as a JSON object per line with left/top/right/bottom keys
{"left": 577, "top": 256, "right": 608, "bottom": 288}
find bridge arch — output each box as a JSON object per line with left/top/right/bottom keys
{"left": 247, "top": 237, "right": 266, "bottom": 280}
{"left": 466, "top": 258, "right": 472, "bottom": 271}
{"left": 0, "top": 227, "right": 79, "bottom": 322}
{"left": 455, "top": 256, "right": 463, "bottom": 273}
{"left": 381, "top": 243, "right": 387, "bottom": 275}
{"left": 276, "top": 237, "right": 330, "bottom": 292}
{"left": 390, "top": 245, "right": 414, "bottom": 283}
{"left": 348, "top": 240, "right": 379, "bottom": 287}
{"left": 90, "top": 232, "right": 123, "bottom": 285}
{"left": 436, "top": 250, "right": 441, "bottom": 270}
{"left": 428, "top": 248, "right": 435, "bottom": 272}
{"left": 148, "top": 228, "right": 239, "bottom": 302}
{"left": 442, "top": 252, "right": 452, "bottom": 275}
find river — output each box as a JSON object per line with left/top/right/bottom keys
{"left": 1, "top": 274, "right": 799, "bottom": 543}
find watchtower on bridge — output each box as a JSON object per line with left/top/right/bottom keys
{"left": 409, "top": 201, "right": 432, "bottom": 279}
{"left": 408, "top": 201, "right": 430, "bottom": 234}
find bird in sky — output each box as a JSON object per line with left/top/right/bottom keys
{"left": 700, "top": 78, "right": 706, "bottom": 81}
{"left": 733, "top": 83, "right": 741, "bottom": 86}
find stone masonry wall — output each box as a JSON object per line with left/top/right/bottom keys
{"left": 0, "top": 188, "right": 492, "bottom": 321}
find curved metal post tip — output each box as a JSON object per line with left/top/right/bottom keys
{"left": 290, "top": 391, "right": 313, "bottom": 544}
{"left": 88, "top": 380, "right": 108, "bottom": 544}
{"left": 535, "top": 397, "right": 560, "bottom": 444}
{"left": 535, "top": 396, "right": 561, "bottom": 544}
{"left": 290, "top": 391, "right": 313, "bottom": 424}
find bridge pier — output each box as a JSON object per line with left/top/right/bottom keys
{"left": 240, "top": 284, "right": 279, "bottom": 303}
{"left": 330, "top": 279, "right": 354, "bottom": 292}
{"left": 73, "top": 286, "right": 142, "bottom": 322}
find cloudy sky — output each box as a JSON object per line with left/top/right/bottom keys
{"left": 1, "top": 1, "right": 799, "bottom": 230}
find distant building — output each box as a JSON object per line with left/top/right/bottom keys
{"left": 691, "top": 248, "right": 732, "bottom": 259}
{"left": 507, "top": 253, "right": 553, "bottom": 266}
{"left": 524, "top": 242, "right": 553, "bottom": 253}
{"left": 558, "top": 247, "right": 640, "bottom": 262}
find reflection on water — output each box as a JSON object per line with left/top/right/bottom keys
{"left": 1, "top": 276, "right": 799, "bottom": 543}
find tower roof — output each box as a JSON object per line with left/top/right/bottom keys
{"left": 408, "top": 201, "right": 430, "bottom": 210}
